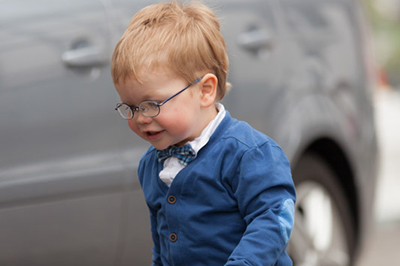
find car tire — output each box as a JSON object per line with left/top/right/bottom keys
{"left": 287, "top": 153, "right": 356, "bottom": 266}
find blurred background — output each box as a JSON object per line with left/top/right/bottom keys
{"left": 0, "top": 0, "right": 397, "bottom": 265}
{"left": 364, "top": 0, "right": 400, "bottom": 87}
{"left": 357, "top": 0, "right": 400, "bottom": 265}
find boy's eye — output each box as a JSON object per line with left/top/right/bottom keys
{"left": 139, "top": 101, "right": 160, "bottom": 116}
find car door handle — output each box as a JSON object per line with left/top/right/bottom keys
{"left": 62, "top": 46, "right": 109, "bottom": 68}
{"left": 237, "top": 28, "right": 273, "bottom": 52}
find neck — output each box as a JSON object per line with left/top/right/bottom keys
{"left": 176, "top": 104, "right": 218, "bottom": 147}
{"left": 199, "top": 104, "right": 218, "bottom": 130}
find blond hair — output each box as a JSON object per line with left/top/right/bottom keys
{"left": 111, "top": 0, "right": 230, "bottom": 101}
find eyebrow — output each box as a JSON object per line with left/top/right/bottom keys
{"left": 124, "top": 91, "right": 166, "bottom": 106}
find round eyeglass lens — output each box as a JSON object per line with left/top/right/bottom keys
{"left": 117, "top": 104, "right": 133, "bottom": 119}
{"left": 139, "top": 101, "right": 160, "bottom": 117}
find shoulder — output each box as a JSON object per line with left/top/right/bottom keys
{"left": 141, "top": 146, "right": 157, "bottom": 160}
{"left": 217, "top": 111, "right": 279, "bottom": 151}
{"left": 139, "top": 146, "right": 157, "bottom": 166}
{"left": 208, "top": 112, "right": 294, "bottom": 202}
{"left": 206, "top": 111, "right": 288, "bottom": 175}
{"left": 138, "top": 146, "right": 158, "bottom": 182}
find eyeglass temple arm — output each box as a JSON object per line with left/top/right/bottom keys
{"left": 159, "top": 77, "right": 203, "bottom": 106}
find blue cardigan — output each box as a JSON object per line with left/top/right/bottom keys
{"left": 138, "top": 111, "right": 296, "bottom": 266}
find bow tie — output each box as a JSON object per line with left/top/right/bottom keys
{"left": 156, "top": 144, "right": 197, "bottom": 166}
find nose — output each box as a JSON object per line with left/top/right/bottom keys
{"left": 134, "top": 111, "right": 153, "bottom": 125}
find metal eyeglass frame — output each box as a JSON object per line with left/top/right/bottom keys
{"left": 115, "top": 77, "right": 202, "bottom": 120}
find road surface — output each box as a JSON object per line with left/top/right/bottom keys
{"left": 356, "top": 89, "right": 400, "bottom": 266}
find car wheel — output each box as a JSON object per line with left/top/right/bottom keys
{"left": 287, "top": 153, "right": 355, "bottom": 266}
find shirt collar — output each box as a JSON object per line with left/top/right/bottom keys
{"left": 188, "top": 103, "right": 226, "bottom": 153}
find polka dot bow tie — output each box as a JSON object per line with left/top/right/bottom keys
{"left": 156, "top": 144, "right": 197, "bottom": 166}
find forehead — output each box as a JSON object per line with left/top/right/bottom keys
{"left": 115, "top": 68, "right": 187, "bottom": 103}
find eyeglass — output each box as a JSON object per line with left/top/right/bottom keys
{"left": 115, "top": 77, "right": 202, "bottom": 120}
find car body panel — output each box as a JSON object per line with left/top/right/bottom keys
{"left": 0, "top": 0, "right": 128, "bottom": 264}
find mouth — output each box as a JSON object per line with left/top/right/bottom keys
{"left": 144, "top": 130, "right": 164, "bottom": 140}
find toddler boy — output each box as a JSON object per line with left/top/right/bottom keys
{"left": 111, "top": 1, "right": 296, "bottom": 265}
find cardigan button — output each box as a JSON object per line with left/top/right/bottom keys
{"left": 169, "top": 233, "right": 178, "bottom": 242}
{"left": 167, "top": 195, "right": 176, "bottom": 204}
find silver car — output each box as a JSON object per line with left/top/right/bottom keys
{"left": 0, "top": 0, "right": 378, "bottom": 265}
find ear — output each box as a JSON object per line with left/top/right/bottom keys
{"left": 199, "top": 73, "right": 218, "bottom": 108}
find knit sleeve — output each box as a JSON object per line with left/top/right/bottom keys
{"left": 225, "top": 142, "right": 296, "bottom": 266}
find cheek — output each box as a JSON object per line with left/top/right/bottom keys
{"left": 158, "top": 112, "right": 192, "bottom": 134}
{"left": 127, "top": 120, "right": 140, "bottom": 135}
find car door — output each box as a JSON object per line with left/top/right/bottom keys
{"left": 0, "top": 1, "right": 130, "bottom": 264}
{"left": 213, "top": 0, "right": 288, "bottom": 143}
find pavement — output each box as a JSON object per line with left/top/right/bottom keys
{"left": 355, "top": 88, "right": 400, "bottom": 266}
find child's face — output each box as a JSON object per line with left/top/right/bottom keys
{"left": 115, "top": 69, "right": 207, "bottom": 150}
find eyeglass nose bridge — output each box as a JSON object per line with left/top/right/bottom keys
{"left": 132, "top": 106, "right": 140, "bottom": 113}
